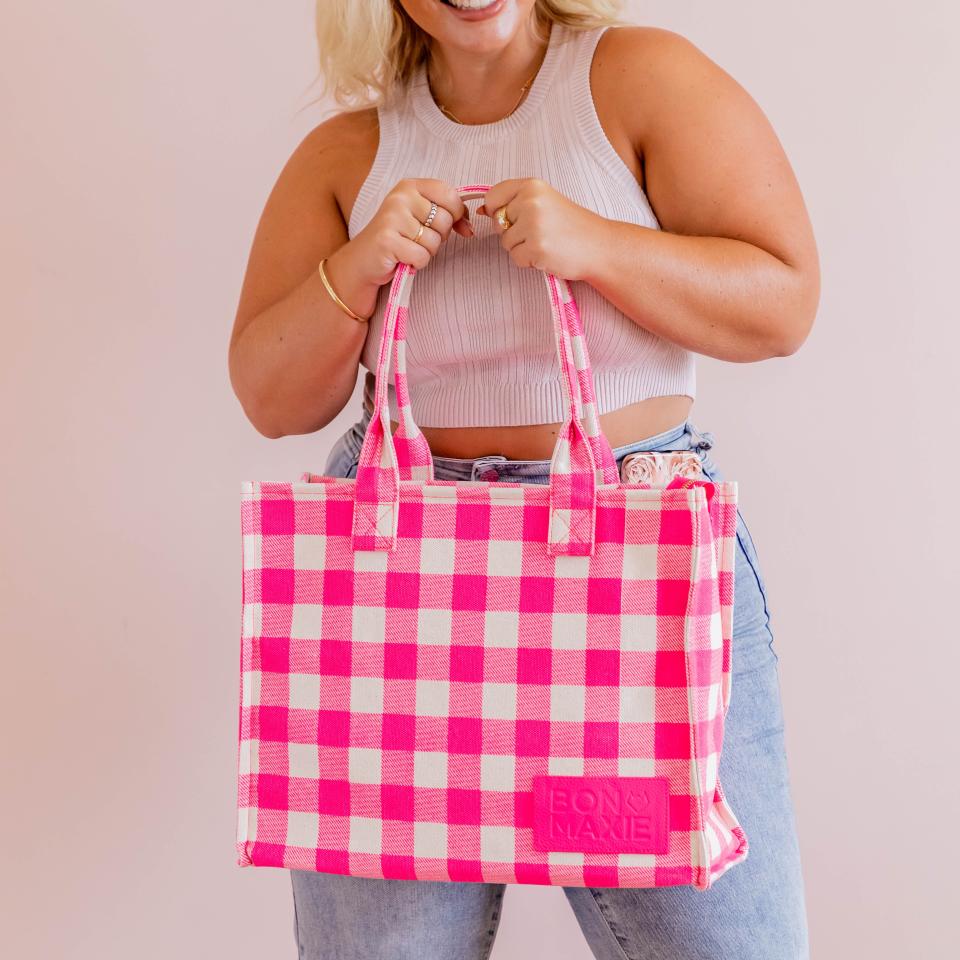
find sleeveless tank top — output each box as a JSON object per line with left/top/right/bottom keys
{"left": 349, "top": 21, "right": 696, "bottom": 427}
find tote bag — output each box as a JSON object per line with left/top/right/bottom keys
{"left": 236, "top": 185, "right": 748, "bottom": 890}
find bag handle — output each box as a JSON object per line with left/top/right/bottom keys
{"left": 351, "top": 183, "right": 619, "bottom": 556}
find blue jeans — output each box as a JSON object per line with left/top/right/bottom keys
{"left": 290, "top": 408, "right": 810, "bottom": 960}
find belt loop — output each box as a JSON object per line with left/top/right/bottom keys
{"left": 689, "top": 422, "right": 715, "bottom": 452}
{"left": 470, "top": 454, "right": 508, "bottom": 481}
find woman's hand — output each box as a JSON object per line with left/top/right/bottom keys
{"left": 343, "top": 178, "right": 474, "bottom": 289}
{"left": 479, "top": 178, "right": 607, "bottom": 280}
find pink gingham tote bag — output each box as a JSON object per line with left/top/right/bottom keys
{"left": 236, "top": 185, "right": 748, "bottom": 890}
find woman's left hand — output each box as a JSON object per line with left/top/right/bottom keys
{"left": 479, "top": 178, "right": 607, "bottom": 280}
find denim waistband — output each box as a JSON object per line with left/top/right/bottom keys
{"left": 351, "top": 404, "right": 715, "bottom": 482}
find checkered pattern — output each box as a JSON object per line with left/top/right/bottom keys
{"left": 236, "top": 184, "right": 748, "bottom": 890}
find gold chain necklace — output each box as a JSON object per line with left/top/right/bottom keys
{"left": 430, "top": 68, "right": 538, "bottom": 125}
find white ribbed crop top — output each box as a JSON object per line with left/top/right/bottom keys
{"left": 349, "top": 21, "right": 696, "bottom": 427}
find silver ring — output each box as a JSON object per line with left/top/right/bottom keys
{"left": 423, "top": 202, "right": 438, "bottom": 229}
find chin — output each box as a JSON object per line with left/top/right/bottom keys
{"left": 403, "top": 0, "right": 535, "bottom": 52}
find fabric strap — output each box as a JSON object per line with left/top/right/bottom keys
{"left": 351, "top": 183, "right": 620, "bottom": 555}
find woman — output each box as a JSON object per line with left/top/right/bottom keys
{"left": 229, "top": 1, "right": 818, "bottom": 957}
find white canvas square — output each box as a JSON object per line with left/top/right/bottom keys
{"left": 617, "top": 756, "right": 656, "bottom": 776}
{"left": 413, "top": 750, "right": 449, "bottom": 788}
{"left": 423, "top": 484, "right": 458, "bottom": 502}
{"left": 617, "top": 853, "right": 656, "bottom": 867}
{"left": 709, "top": 611, "right": 723, "bottom": 650}
{"left": 488, "top": 487, "right": 525, "bottom": 503}
{"left": 237, "top": 804, "right": 257, "bottom": 844}
{"left": 241, "top": 669, "right": 261, "bottom": 708}
{"left": 549, "top": 508, "right": 573, "bottom": 545}
{"left": 242, "top": 534, "right": 259, "bottom": 571}
{"left": 373, "top": 506, "right": 393, "bottom": 538}
{"left": 551, "top": 612, "right": 588, "bottom": 649}
{"left": 621, "top": 543, "right": 658, "bottom": 577}
{"left": 548, "top": 851, "right": 585, "bottom": 866}
{"left": 352, "top": 605, "right": 386, "bottom": 638}
{"left": 414, "top": 821, "right": 448, "bottom": 859}
{"left": 619, "top": 685, "right": 656, "bottom": 724}
{"left": 486, "top": 539, "right": 524, "bottom": 578}
{"left": 349, "top": 816, "right": 382, "bottom": 855}
{"left": 238, "top": 738, "right": 259, "bottom": 776}
{"left": 548, "top": 756, "right": 584, "bottom": 775}
{"left": 419, "top": 537, "right": 456, "bottom": 574}
{"left": 619, "top": 614, "right": 658, "bottom": 651}
{"left": 707, "top": 681, "right": 720, "bottom": 720}
{"left": 290, "top": 604, "right": 324, "bottom": 640}
{"left": 288, "top": 673, "right": 321, "bottom": 710}
{"left": 241, "top": 602, "right": 260, "bottom": 639}
{"left": 417, "top": 608, "right": 453, "bottom": 645}
{"left": 481, "top": 825, "right": 515, "bottom": 863}
{"left": 350, "top": 676, "right": 384, "bottom": 714}
{"left": 484, "top": 611, "right": 520, "bottom": 647}
{"left": 353, "top": 548, "right": 389, "bottom": 573}
{"left": 286, "top": 811, "right": 319, "bottom": 848}
{"left": 550, "top": 684, "right": 586, "bottom": 722}
{"left": 480, "top": 753, "right": 516, "bottom": 792}
{"left": 552, "top": 554, "right": 591, "bottom": 579}
{"left": 293, "top": 534, "right": 326, "bottom": 570}
{"left": 288, "top": 742, "right": 319, "bottom": 779}
{"left": 482, "top": 683, "right": 517, "bottom": 720}
{"left": 706, "top": 822, "right": 724, "bottom": 861}
{"left": 704, "top": 751, "right": 718, "bottom": 794}
{"left": 416, "top": 679, "right": 450, "bottom": 717}
{"left": 690, "top": 830, "right": 705, "bottom": 868}
{"left": 349, "top": 747, "right": 382, "bottom": 784}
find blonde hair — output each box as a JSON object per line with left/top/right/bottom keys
{"left": 314, "top": 1, "right": 625, "bottom": 109}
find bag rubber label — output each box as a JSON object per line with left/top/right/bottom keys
{"left": 532, "top": 775, "right": 670, "bottom": 854}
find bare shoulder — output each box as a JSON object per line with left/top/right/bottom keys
{"left": 595, "top": 23, "right": 715, "bottom": 70}
{"left": 593, "top": 25, "right": 819, "bottom": 293}
{"left": 298, "top": 107, "right": 379, "bottom": 161}
{"left": 233, "top": 107, "right": 379, "bottom": 334}
{"left": 280, "top": 107, "right": 380, "bottom": 223}
{"left": 592, "top": 25, "right": 753, "bottom": 149}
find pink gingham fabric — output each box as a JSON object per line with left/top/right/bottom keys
{"left": 236, "top": 185, "right": 748, "bottom": 890}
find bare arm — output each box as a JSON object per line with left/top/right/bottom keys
{"left": 583, "top": 27, "right": 821, "bottom": 361}
{"left": 227, "top": 110, "right": 470, "bottom": 438}
{"left": 228, "top": 112, "right": 376, "bottom": 438}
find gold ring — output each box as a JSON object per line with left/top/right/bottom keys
{"left": 412, "top": 222, "right": 425, "bottom": 244}
{"left": 495, "top": 206, "right": 513, "bottom": 230}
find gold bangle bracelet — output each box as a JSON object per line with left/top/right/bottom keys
{"left": 317, "top": 258, "right": 368, "bottom": 323}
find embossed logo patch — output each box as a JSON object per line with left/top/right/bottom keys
{"left": 532, "top": 776, "right": 670, "bottom": 854}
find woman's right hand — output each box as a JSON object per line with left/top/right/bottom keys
{"left": 339, "top": 178, "right": 474, "bottom": 288}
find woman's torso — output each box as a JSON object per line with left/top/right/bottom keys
{"left": 330, "top": 23, "right": 694, "bottom": 460}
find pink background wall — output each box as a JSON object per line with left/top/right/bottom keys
{"left": 3, "top": 1, "right": 956, "bottom": 956}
